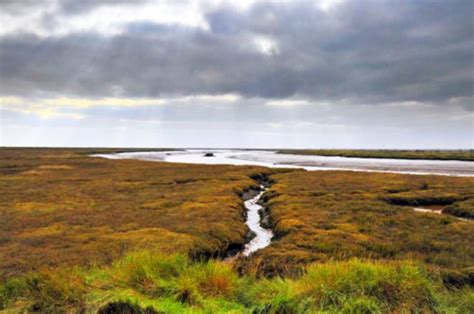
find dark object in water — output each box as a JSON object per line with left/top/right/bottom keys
{"left": 204, "top": 152, "right": 215, "bottom": 157}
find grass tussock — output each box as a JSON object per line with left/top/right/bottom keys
{"left": 0, "top": 268, "right": 87, "bottom": 312}
{"left": 247, "top": 259, "right": 441, "bottom": 313}
{"left": 2, "top": 251, "right": 472, "bottom": 313}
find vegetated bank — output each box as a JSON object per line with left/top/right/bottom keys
{"left": 276, "top": 149, "right": 474, "bottom": 161}
{"left": 237, "top": 170, "right": 474, "bottom": 277}
{"left": 0, "top": 148, "right": 473, "bottom": 312}
{"left": 443, "top": 199, "right": 474, "bottom": 219}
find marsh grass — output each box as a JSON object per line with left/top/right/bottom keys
{"left": 0, "top": 148, "right": 269, "bottom": 279}
{"left": 382, "top": 190, "right": 463, "bottom": 206}
{"left": 2, "top": 252, "right": 471, "bottom": 313}
{"left": 1, "top": 148, "right": 473, "bottom": 312}
{"left": 246, "top": 259, "right": 442, "bottom": 313}
{"left": 238, "top": 170, "right": 474, "bottom": 276}
{"left": 444, "top": 199, "right": 474, "bottom": 219}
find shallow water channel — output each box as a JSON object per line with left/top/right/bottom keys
{"left": 94, "top": 149, "right": 474, "bottom": 177}
{"left": 413, "top": 206, "right": 470, "bottom": 222}
{"left": 242, "top": 186, "right": 273, "bottom": 256}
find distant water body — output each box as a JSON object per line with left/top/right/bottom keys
{"left": 94, "top": 150, "right": 474, "bottom": 177}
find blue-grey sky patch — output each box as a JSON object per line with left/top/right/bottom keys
{"left": 0, "top": 0, "right": 472, "bottom": 148}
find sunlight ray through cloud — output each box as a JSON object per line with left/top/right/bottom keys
{"left": 0, "top": 0, "right": 471, "bottom": 148}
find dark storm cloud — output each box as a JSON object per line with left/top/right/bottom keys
{"left": 0, "top": 0, "right": 472, "bottom": 105}
{"left": 58, "top": 0, "right": 151, "bottom": 15}
{"left": 0, "top": 0, "right": 41, "bottom": 14}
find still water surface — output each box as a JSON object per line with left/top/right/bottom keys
{"left": 94, "top": 149, "right": 474, "bottom": 177}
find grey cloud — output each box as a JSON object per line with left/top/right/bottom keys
{"left": 0, "top": 0, "right": 472, "bottom": 106}
{"left": 58, "top": 0, "right": 151, "bottom": 15}
{"left": 0, "top": 0, "right": 42, "bottom": 14}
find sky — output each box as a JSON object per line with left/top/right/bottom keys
{"left": 0, "top": 0, "right": 473, "bottom": 149}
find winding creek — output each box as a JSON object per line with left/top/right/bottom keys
{"left": 413, "top": 207, "right": 470, "bottom": 222}
{"left": 242, "top": 186, "right": 273, "bottom": 256}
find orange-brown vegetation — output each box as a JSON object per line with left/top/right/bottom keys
{"left": 239, "top": 170, "right": 474, "bottom": 276}
{"left": 1, "top": 148, "right": 473, "bottom": 312}
{"left": 0, "top": 148, "right": 266, "bottom": 279}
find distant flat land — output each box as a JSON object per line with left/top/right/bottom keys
{"left": 97, "top": 149, "right": 474, "bottom": 176}
{"left": 277, "top": 149, "right": 474, "bottom": 161}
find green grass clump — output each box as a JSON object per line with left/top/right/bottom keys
{"left": 2, "top": 252, "right": 469, "bottom": 313}
{"left": 174, "top": 260, "right": 240, "bottom": 303}
{"left": 111, "top": 251, "right": 188, "bottom": 297}
{"left": 246, "top": 259, "right": 440, "bottom": 313}
{"left": 25, "top": 269, "right": 87, "bottom": 312}
{"left": 96, "top": 251, "right": 243, "bottom": 311}
{"left": 0, "top": 268, "right": 86, "bottom": 312}
{"left": 0, "top": 277, "right": 28, "bottom": 309}
{"left": 295, "top": 259, "right": 437, "bottom": 312}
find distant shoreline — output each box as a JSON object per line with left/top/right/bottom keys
{"left": 96, "top": 150, "right": 474, "bottom": 177}
{"left": 276, "top": 149, "right": 474, "bottom": 162}
{"left": 1, "top": 147, "right": 472, "bottom": 162}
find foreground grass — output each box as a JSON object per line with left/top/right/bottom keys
{"left": 1, "top": 251, "right": 473, "bottom": 313}
{"left": 276, "top": 149, "right": 474, "bottom": 161}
